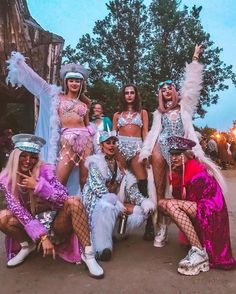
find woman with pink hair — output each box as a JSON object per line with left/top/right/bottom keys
{"left": 140, "top": 45, "right": 222, "bottom": 248}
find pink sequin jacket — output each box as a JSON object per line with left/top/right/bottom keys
{"left": 172, "top": 159, "right": 236, "bottom": 269}
{"left": 0, "top": 164, "right": 69, "bottom": 241}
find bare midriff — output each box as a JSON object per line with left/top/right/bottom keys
{"left": 118, "top": 125, "right": 142, "bottom": 138}
{"left": 58, "top": 96, "right": 87, "bottom": 128}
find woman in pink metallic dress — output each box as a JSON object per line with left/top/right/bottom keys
{"left": 158, "top": 135, "right": 235, "bottom": 276}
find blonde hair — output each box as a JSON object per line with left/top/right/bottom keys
{"left": 0, "top": 149, "right": 43, "bottom": 213}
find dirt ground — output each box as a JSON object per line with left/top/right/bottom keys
{"left": 0, "top": 169, "right": 236, "bottom": 294}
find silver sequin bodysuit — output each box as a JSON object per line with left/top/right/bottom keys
{"left": 158, "top": 109, "right": 184, "bottom": 162}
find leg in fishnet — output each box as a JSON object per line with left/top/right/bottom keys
{"left": 0, "top": 209, "right": 29, "bottom": 242}
{"left": 158, "top": 199, "right": 202, "bottom": 249}
{"left": 53, "top": 197, "right": 90, "bottom": 248}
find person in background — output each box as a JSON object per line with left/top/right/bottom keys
{"left": 91, "top": 103, "right": 112, "bottom": 132}
{"left": 158, "top": 135, "right": 235, "bottom": 276}
{"left": 207, "top": 135, "right": 218, "bottom": 162}
{"left": 91, "top": 103, "right": 112, "bottom": 153}
{"left": 0, "top": 134, "right": 104, "bottom": 279}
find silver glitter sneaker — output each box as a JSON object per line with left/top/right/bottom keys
{"left": 177, "top": 246, "right": 209, "bottom": 276}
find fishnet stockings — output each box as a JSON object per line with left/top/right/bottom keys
{"left": 159, "top": 199, "right": 202, "bottom": 249}
{"left": 0, "top": 209, "right": 29, "bottom": 242}
{"left": 53, "top": 197, "right": 90, "bottom": 248}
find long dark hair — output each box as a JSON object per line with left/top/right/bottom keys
{"left": 119, "top": 84, "right": 141, "bottom": 113}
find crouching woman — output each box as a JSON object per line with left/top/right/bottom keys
{"left": 158, "top": 135, "right": 235, "bottom": 275}
{"left": 82, "top": 130, "right": 155, "bottom": 261}
{"left": 0, "top": 134, "right": 104, "bottom": 279}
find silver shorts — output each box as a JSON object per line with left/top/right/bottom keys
{"left": 118, "top": 135, "right": 143, "bottom": 161}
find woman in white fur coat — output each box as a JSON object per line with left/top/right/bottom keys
{"left": 82, "top": 130, "right": 155, "bottom": 261}
{"left": 139, "top": 45, "right": 224, "bottom": 248}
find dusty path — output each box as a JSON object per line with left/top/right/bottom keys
{"left": 0, "top": 169, "right": 236, "bottom": 294}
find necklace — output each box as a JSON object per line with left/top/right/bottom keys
{"left": 105, "top": 155, "right": 116, "bottom": 174}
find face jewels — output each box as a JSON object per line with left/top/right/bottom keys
{"left": 124, "top": 91, "right": 135, "bottom": 95}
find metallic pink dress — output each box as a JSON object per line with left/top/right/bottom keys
{"left": 172, "top": 159, "right": 236, "bottom": 269}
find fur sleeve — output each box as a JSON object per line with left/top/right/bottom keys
{"left": 139, "top": 110, "right": 162, "bottom": 161}
{"left": 180, "top": 61, "right": 204, "bottom": 116}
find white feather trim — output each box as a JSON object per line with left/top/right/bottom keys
{"left": 180, "top": 61, "right": 204, "bottom": 116}
{"left": 139, "top": 110, "right": 162, "bottom": 161}
{"left": 6, "top": 52, "right": 26, "bottom": 87}
{"left": 84, "top": 153, "right": 108, "bottom": 177}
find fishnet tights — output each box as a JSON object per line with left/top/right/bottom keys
{"left": 53, "top": 197, "right": 90, "bottom": 248}
{"left": 158, "top": 199, "right": 202, "bottom": 249}
{"left": 0, "top": 209, "right": 29, "bottom": 242}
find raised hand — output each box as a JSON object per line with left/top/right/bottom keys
{"left": 193, "top": 44, "right": 203, "bottom": 59}
{"left": 17, "top": 171, "right": 37, "bottom": 189}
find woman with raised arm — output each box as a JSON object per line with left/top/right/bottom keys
{"left": 140, "top": 45, "right": 220, "bottom": 247}
{"left": 113, "top": 85, "right": 155, "bottom": 241}
{"left": 0, "top": 134, "right": 104, "bottom": 279}
{"left": 6, "top": 53, "right": 95, "bottom": 193}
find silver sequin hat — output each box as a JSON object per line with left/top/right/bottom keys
{"left": 99, "top": 130, "right": 118, "bottom": 144}
{"left": 12, "top": 134, "right": 46, "bottom": 153}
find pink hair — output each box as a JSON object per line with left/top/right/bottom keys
{"left": 157, "top": 85, "right": 180, "bottom": 113}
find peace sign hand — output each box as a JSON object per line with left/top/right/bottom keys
{"left": 193, "top": 44, "right": 203, "bottom": 58}
{"left": 17, "top": 171, "right": 37, "bottom": 190}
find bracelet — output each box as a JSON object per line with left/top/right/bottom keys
{"left": 40, "top": 234, "right": 48, "bottom": 242}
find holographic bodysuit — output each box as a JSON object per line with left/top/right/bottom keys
{"left": 117, "top": 112, "right": 143, "bottom": 161}
{"left": 158, "top": 109, "right": 184, "bottom": 163}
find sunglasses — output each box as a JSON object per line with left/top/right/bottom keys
{"left": 158, "top": 80, "right": 173, "bottom": 88}
{"left": 124, "top": 91, "right": 135, "bottom": 95}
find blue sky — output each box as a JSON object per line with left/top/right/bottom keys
{"left": 26, "top": 0, "right": 236, "bottom": 131}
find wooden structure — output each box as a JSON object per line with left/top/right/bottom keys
{"left": 0, "top": 0, "right": 64, "bottom": 133}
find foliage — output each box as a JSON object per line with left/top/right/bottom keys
{"left": 63, "top": 0, "right": 236, "bottom": 119}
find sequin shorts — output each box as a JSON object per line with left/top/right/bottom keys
{"left": 118, "top": 135, "right": 143, "bottom": 161}
{"left": 61, "top": 127, "right": 93, "bottom": 154}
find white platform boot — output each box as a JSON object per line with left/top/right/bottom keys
{"left": 81, "top": 246, "right": 104, "bottom": 279}
{"left": 7, "top": 241, "right": 36, "bottom": 267}
{"left": 153, "top": 224, "right": 168, "bottom": 247}
{"left": 177, "top": 246, "right": 209, "bottom": 276}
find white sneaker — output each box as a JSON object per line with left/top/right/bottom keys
{"left": 7, "top": 241, "right": 36, "bottom": 267}
{"left": 81, "top": 246, "right": 104, "bottom": 279}
{"left": 153, "top": 225, "right": 168, "bottom": 248}
{"left": 177, "top": 246, "right": 209, "bottom": 276}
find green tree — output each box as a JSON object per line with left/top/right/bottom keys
{"left": 145, "top": 0, "right": 236, "bottom": 117}
{"left": 63, "top": 0, "right": 236, "bottom": 118}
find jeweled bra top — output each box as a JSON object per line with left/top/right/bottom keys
{"left": 59, "top": 98, "right": 88, "bottom": 118}
{"left": 117, "top": 112, "right": 143, "bottom": 128}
